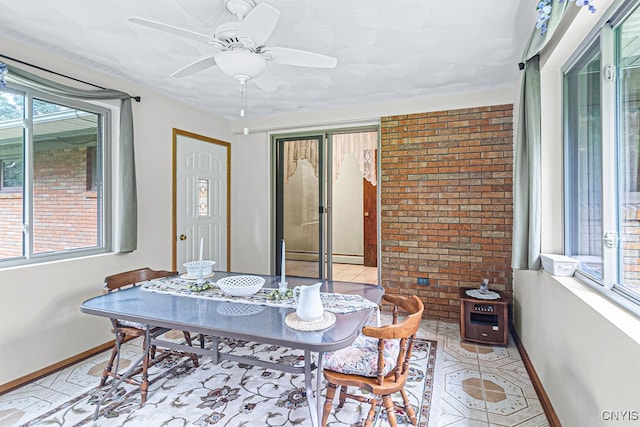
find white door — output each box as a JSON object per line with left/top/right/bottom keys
{"left": 175, "top": 130, "right": 229, "bottom": 272}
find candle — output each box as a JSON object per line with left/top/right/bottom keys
{"left": 280, "top": 239, "right": 286, "bottom": 284}
{"left": 198, "top": 237, "right": 204, "bottom": 277}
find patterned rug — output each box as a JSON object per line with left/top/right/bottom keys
{"left": 21, "top": 337, "right": 437, "bottom": 427}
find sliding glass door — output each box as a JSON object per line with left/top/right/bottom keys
{"left": 274, "top": 129, "right": 379, "bottom": 281}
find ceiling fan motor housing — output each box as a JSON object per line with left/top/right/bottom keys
{"left": 225, "top": 0, "right": 256, "bottom": 20}
{"left": 215, "top": 21, "right": 244, "bottom": 47}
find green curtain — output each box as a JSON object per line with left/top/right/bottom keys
{"left": 5, "top": 64, "right": 137, "bottom": 253}
{"left": 512, "top": 56, "right": 542, "bottom": 270}
{"left": 512, "top": 0, "right": 570, "bottom": 270}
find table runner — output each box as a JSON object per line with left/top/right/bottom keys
{"left": 141, "top": 277, "right": 380, "bottom": 316}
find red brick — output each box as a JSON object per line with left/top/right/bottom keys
{"left": 381, "top": 104, "right": 513, "bottom": 321}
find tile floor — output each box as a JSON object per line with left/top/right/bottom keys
{"left": 0, "top": 321, "right": 548, "bottom": 427}
{"left": 418, "top": 321, "right": 549, "bottom": 427}
{"left": 287, "top": 260, "right": 379, "bottom": 285}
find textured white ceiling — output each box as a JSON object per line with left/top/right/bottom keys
{"left": 0, "top": 1, "right": 535, "bottom": 120}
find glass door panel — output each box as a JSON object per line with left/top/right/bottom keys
{"left": 329, "top": 131, "right": 378, "bottom": 283}
{"left": 276, "top": 135, "right": 324, "bottom": 279}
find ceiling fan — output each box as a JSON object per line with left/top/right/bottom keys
{"left": 128, "top": 0, "right": 338, "bottom": 88}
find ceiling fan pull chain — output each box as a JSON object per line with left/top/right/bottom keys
{"left": 240, "top": 78, "right": 247, "bottom": 117}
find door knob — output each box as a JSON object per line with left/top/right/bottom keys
{"left": 364, "top": 212, "right": 370, "bottom": 217}
{"left": 179, "top": 234, "right": 187, "bottom": 241}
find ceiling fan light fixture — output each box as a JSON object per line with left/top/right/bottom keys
{"left": 215, "top": 50, "right": 267, "bottom": 81}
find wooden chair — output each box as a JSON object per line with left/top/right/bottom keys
{"left": 321, "top": 294, "right": 424, "bottom": 427}
{"left": 100, "top": 267, "right": 199, "bottom": 403}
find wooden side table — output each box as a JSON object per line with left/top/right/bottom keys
{"left": 459, "top": 287, "right": 509, "bottom": 346}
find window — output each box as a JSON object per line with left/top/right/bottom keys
{"left": 0, "top": 89, "right": 108, "bottom": 264}
{"left": 1, "top": 158, "right": 23, "bottom": 191}
{"left": 565, "top": 3, "right": 640, "bottom": 305}
{"left": 565, "top": 41, "right": 603, "bottom": 279}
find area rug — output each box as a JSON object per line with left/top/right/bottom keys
{"left": 21, "top": 337, "right": 438, "bottom": 427}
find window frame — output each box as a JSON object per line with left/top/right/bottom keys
{"left": 563, "top": 37, "right": 603, "bottom": 281}
{"left": 563, "top": 2, "right": 640, "bottom": 313}
{"left": 0, "top": 83, "right": 112, "bottom": 267}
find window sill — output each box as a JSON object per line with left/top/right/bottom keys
{"left": 549, "top": 272, "right": 640, "bottom": 346}
{"left": 0, "top": 192, "right": 22, "bottom": 199}
{"left": 0, "top": 249, "right": 111, "bottom": 270}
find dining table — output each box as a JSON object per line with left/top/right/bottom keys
{"left": 80, "top": 271, "right": 384, "bottom": 426}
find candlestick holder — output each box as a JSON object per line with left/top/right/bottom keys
{"left": 278, "top": 280, "right": 288, "bottom": 294}
{"left": 197, "top": 269, "right": 205, "bottom": 286}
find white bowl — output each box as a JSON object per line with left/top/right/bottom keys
{"left": 216, "top": 275, "right": 265, "bottom": 296}
{"left": 183, "top": 260, "right": 216, "bottom": 277}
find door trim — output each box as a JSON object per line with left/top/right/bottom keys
{"left": 172, "top": 128, "right": 231, "bottom": 271}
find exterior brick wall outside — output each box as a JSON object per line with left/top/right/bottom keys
{"left": 0, "top": 192, "right": 22, "bottom": 257}
{"left": 623, "top": 207, "right": 640, "bottom": 289}
{"left": 380, "top": 104, "right": 514, "bottom": 321}
{"left": 0, "top": 146, "right": 97, "bottom": 258}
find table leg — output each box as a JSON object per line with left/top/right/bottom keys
{"left": 316, "top": 351, "right": 324, "bottom": 425}
{"left": 210, "top": 336, "right": 219, "bottom": 364}
{"left": 304, "top": 350, "right": 325, "bottom": 427}
{"left": 303, "top": 350, "right": 318, "bottom": 427}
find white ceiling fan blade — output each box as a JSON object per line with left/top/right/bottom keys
{"left": 251, "top": 74, "right": 278, "bottom": 93}
{"left": 170, "top": 56, "right": 218, "bottom": 78}
{"left": 237, "top": 3, "right": 280, "bottom": 46}
{"left": 267, "top": 47, "right": 337, "bottom": 68}
{"left": 129, "top": 17, "right": 213, "bottom": 44}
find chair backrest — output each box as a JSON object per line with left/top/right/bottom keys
{"left": 103, "top": 267, "right": 177, "bottom": 293}
{"left": 361, "top": 294, "right": 424, "bottom": 385}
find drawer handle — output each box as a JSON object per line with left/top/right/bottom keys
{"left": 481, "top": 333, "right": 489, "bottom": 337}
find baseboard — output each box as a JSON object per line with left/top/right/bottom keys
{"left": 0, "top": 340, "right": 116, "bottom": 395}
{"left": 510, "top": 325, "right": 562, "bottom": 427}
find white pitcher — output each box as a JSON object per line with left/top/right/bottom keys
{"left": 293, "top": 282, "right": 324, "bottom": 322}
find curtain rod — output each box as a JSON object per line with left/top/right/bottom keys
{"left": 0, "top": 53, "right": 141, "bottom": 102}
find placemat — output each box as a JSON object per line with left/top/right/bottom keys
{"left": 285, "top": 311, "right": 336, "bottom": 331}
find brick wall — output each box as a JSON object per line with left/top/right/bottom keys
{"left": 380, "top": 104, "right": 513, "bottom": 321}
{"left": 623, "top": 207, "right": 640, "bottom": 290}
{"left": 0, "top": 146, "right": 97, "bottom": 258}
{"left": 0, "top": 192, "right": 22, "bottom": 258}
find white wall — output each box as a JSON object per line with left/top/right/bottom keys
{"left": 332, "top": 154, "right": 364, "bottom": 261}
{"left": 229, "top": 130, "right": 270, "bottom": 274}
{"left": 513, "top": 1, "right": 640, "bottom": 425}
{"left": 0, "top": 35, "right": 233, "bottom": 385}
{"left": 514, "top": 271, "right": 640, "bottom": 426}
